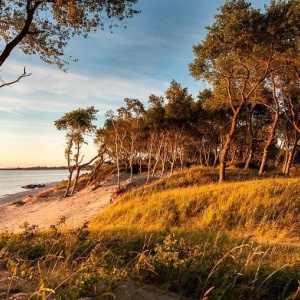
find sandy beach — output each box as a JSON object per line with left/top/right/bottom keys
{"left": 0, "top": 182, "right": 59, "bottom": 206}
{"left": 0, "top": 173, "right": 149, "bottom": 233}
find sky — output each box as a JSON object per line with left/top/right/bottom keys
{"left": 0, "top": 0, "right": 270, "bottom": 168}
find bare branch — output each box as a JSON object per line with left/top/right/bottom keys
{"left": 0, "top": 67, "right": 31, "bottom": 88}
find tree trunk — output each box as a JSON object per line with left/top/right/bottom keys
{"left": 274, "top": 143, "right": 284, "bottom": 169}
{"left": 71, "top": 166, "right": 81, "bottom": 195}
{"left": 244, "top": 147, "right": 253, "bottom": 170}
{"left": 129, "top": 137, "right": 135, "bottom": 183}
{"left": 283, "top": 131, "right": 298, "bottom": 176}
{"left": 213, "top": 142, "right": 222, "bottom": 168}
{"left": 114, "top": 138, "right": 121, "bottom": 191}
{"left": 146, "top": 133, "right": 155, "bottom": 183}
{"left": 219, "top": 107, "right": 242, "bottom": 182}
{"left": 151, "top": 136, "right": 163, "bottom": 177}
{"left": 0, "top": 3, "right": 39, "bottom": 67}
{"left": 258, "top": 109, "right": 279, "bottom": 175}
{"left": 86, "top": 160, "right": 102, "bottom": 186}
{"left": 64, "top": 166, "right": 75, "bottom": 197}
{"left": 160, "top": 143, "right": 168, "bottom": 177}
{"left": 244, "top": 106, "right": 254, "bottom": 170}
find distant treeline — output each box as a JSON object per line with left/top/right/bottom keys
{"left": 0, "top": 166, "right": 92, "bottom": 170}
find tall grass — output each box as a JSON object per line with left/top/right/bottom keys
{"left": 0, "top": 225, "right": 299, "bottom": 299}
{"left": 90, "top": 174, "right": 300, "bottom": 244}
{"left": 1, "top": 166, "right": 300, "bottom": 299}
{"left": 89, "top": 167, "right": 300, "bottom": 298}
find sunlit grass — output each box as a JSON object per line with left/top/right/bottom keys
{"left": 90, "top": 167, "right": 300, "bottom": 245}
{"left": 1, "top": 166, "right": 300, "bottom": 299}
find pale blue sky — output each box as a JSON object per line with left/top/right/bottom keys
{"left": 0, "top": 0, "right": 269, "bottom": 168}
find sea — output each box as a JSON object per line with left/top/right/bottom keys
{"left": 0, "top": 169, "right": 69, "bottom": 197}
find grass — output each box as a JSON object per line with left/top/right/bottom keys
{"left": 0, "top": 166, "right": 300, "bottom": 299}
{"left": 90, "top": 167, "right": 300, "bottom": 244}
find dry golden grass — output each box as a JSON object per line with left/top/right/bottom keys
{"left": 1, "top": 166, "right": 300, "bottom": 299}
{"left": 90, "top": 167, "right": 300, "bottom": 245}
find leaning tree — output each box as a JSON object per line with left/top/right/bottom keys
{"left": 0, "top": 0, "right": 139, "bottom": 86}
{"left": 54, "top": 106, "right": 99, "bottom": 197}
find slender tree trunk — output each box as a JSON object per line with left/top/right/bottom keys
{"left": 146, "top": 154, "right": 152, "bottom": 183}
{"left": 86, "top": 159, "right": 102, "bottom": 186}
{"left": 199, "top": 146, "right": 203, "bottom": 166}
{"left": 114, "top": 138, "right": 121, "bottom": 191}
{"left": 258, "top": 109, "right": 279, "bottom": 175}
{"left": 284, "top": 131, "right": 298, "bottom": 176}
{"left": 274, "top": 142, "right": 284, "bottom": 169}
{"left": 64, "top": 166, "right": 75, "bottom": 197}
{"left": 178, "top": 145, "right": 185, "bottom": 170}
{"left": 219, "top": 107, "right": 242, "bottom": 182}
{"left": 244, "top": 148, "right": 253, "bottom": 169}
{"left": 146, "top": 134, "right": 155, "bottom": 183}
{"left": 213, "top": 142, "right": 222, "bottom": 168}
{"left": 129, "top": 141, "right": 134, "bottom": 183}
{"left": 205, "top": 144, "right": 211, "bottom": 166}
{"left": 282, "top": 150, "right": 289, "bottom": 174}
{"left": 71, "top": 166, "right": 81, "bottom": 194}
{"left": 151, "top": 136, "right": 163, "bottom": 177}
{"left": 116, "top": 155, "right": 121, "bottom": 190}
{"left": 160, "top": 142, "right": 168, "bottom": 177}
{"left": 244, "top": 106, "right": 254, "bottom": 170}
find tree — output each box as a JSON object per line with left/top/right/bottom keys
{"left": 164, "top": 80, "right": 195, "bottom": 172}
{"left": 165, "top": 80, "right": 194, "bottom": 126}
{"left": 123, "top": 98, "right": 145, "bottom": 182}
{"left": 103, "top": 109, "right": 128, "bottom": 190}
{"left": 0, "top": 0, "right": 139, "bottom": 85}
{"left": 190, "top": 0, "right": 300, "bottom": 181}
{"left": 144, "top": 94, "right": 166, "bottom": 181}
{"left": 54, "top": 106, "right": 98, "bottom": 197}
{"left": 194, "top": 90, "right": 229, "bottom": 168}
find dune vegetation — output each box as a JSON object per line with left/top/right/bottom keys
{"left": 2, "top": 0, "right": 300, "bottom": 298}
{"left": 0, "top": 166, "right": 300, "bottom": 299}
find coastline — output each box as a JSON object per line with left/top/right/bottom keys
{"left": 0, "top": 182, "right": 59, "bottom": 206}
{"left": 0, "top": 173, "right": 155, "bottom": 233}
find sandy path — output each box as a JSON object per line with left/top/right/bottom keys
{"left": 0, "top": 173, "right": 148, "bottom": 233}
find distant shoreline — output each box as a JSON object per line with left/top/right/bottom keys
{"left": 0, "top": 166, "right": 92, "bottom": 171}
{"left": 0, "top": 182, "right": 59, "bottom": 206}
{"left": 0, "top": 167, "right": 68, "bottom": 171}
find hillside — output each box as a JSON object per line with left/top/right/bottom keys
{"left": 0, "top": 167, "right": 299, "bottom": 299}
{"left": 91, "top": 167, "right": 300, "bottom": 245}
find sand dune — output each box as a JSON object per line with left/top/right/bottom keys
{"left": 0, "top": 173, "right": 149, "bottom": 233}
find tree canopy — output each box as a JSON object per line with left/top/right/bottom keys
{"left": 190, "top": 0, "right": 300, "bottom": 181}
{"left": 54, "top": 106, "right": 99, "bottom": 196}
{"left": 0, "top": 0, "right": 139, "bottom": 70}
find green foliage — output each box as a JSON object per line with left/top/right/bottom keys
{"left": 135, "top": 233, "right": 300, "bottom": 299}
{"left": 1, "top": 224, "right": 299, "bottom": 299}
{"left": 0, "top": 0, "right": 140, "bottom": 69}
{"left": 54, "top": 106, "right": 99, "bottom": 196}
{"left": 189, "top": 0, "right": 300, "bottom": 181}
{"left": 54, "top": 106, "right": 98, "bottom": 133}
{"left": 0, "top": 221, "right": 131, "bottom": 299}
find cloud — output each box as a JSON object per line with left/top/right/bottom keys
{"left": 0, "top": 59, "right": 168, "bottom": 114}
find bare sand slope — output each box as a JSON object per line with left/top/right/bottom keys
{"left": 0, "top": 173, "right": 190, "bottom": 300}
{"left": 0, "top": 173, "right": 149, "bottom": 233}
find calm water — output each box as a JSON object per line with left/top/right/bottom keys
{"left": 0, "top": 169, "right": 69, "bottom": 197}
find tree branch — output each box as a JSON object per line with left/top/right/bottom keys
{"left": 0, "top": 0, "right": 40, "bottom": 67}
{"left": 0, "top": 67, "right": 31, "bottom": 88}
